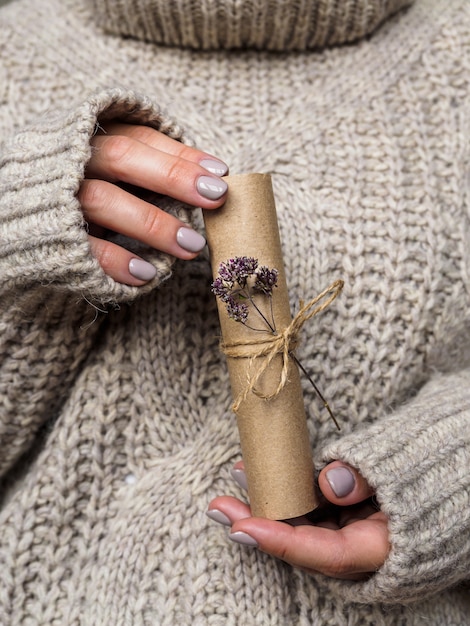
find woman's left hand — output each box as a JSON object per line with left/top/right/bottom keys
{"left": 207, "top": 460, "right": 390, "bottom": 580}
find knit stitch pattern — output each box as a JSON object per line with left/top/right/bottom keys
{"left": 93, "top": 0, "right": 413, "bottom": 50}
{"left": 0, "top": 0, "right": 469, "bottom": 624}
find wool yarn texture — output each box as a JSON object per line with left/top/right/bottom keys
{"left": 0, "top": 0, "right": 469, "bottom": 625}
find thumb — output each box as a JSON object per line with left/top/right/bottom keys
{"left": 318, "top": 461, "right": 374, "bottom": 506}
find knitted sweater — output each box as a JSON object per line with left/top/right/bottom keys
{"left": 0, "top": 0, "right": 469, "bottom": 624}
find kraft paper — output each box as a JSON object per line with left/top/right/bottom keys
{"left": 203, "top": 173, "right": 317, "bottom": 520}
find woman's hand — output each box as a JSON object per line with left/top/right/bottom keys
{"left": 79, "top": 123, "right": 229, "bottom": 285}
{"left": 207, "top": 460, "right": 390, "bottom": 580}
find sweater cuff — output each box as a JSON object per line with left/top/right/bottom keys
{"left": 321, "top": 371, "right": 470, "bottom": 604}
{"left": 0, "top": 87, "right": 191, "bottom": 305}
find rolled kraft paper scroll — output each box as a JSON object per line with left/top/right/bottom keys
{"left": 203, "top": 173, "right": 317, "bottom": 520}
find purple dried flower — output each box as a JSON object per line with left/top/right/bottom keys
{"left": 212, "top": 256, "right": 278, "bottom": 330}
{"left": 218, "top": 257, "right": 258, "bottom": 288}
{"left": 254, "top": 266, "right": 278, "bottom": 295}
{"left": 226, "top": 298, "right": 249, "bottom": 323}
{"left": 217, "top": 263, "right": 235, "bottom": 284}
{"left": 211, "top": 255, "right": 341, "bottom": 428}
{"left": 211, "top": 277, "right": 232, "bottom": 302}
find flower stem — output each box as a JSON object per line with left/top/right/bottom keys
{"left": 247, "top": 292, "right": 276, "bottom": 334}
{"left": 290, "top": 353, "right": 341, "bottom": 431}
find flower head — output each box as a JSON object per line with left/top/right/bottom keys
{"left": 254, "top": 266, "right": 278, "bottom": 296}
{"left": 218, "top": 256, "right": 258, "bottom": 288}
{"left": 211, "top": 276, "right": 233, "bottom": 302}
{"left": 211, "top": 256, "right": 278, "bottom": 330}
{"left": 226, "top": 298, "right": 249, "bottom": 323}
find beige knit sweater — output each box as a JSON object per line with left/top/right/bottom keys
{"left": 0, "top": 0, "right": 469, "bottom": 624}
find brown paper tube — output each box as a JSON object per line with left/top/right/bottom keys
{"left": 203, "top": 173, "right": 317, "bottom": 520}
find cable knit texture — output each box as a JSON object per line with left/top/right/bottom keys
{"left": 0, "top": 0, "right": 469, "bottom": 624}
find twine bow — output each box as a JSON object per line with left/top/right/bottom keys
{"left": 221, "top": 279, "right": 344, "bottom": 413}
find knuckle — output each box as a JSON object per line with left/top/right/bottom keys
{"left": 161, "top": 157, "right": 185, "bottom": 189}
{"left": 141, "top": 205, "right": 164, "bottom": 238}
{"left": 92, "top": 241, "right": 117, "bottom": 273}
{"left": 128, "top": 125, "right": 159, "bottom": 145}
{"left": 101, "top": 135, "right": 136, "bottom": 174}
{"left": 79, "top": 179, "right": 109, "bottom": 209}
{"left": 178, "top": 143, "right": 199, "bottom": 162}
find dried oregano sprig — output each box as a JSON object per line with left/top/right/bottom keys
{"left": 211, "top": 256, "right": 341, "bottom": 429}
{"left": 212, "top": 256, "right": 278, "bottom": 329}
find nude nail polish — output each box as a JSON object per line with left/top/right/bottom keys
{"left": 229, "top": 531, "right": 259, "bottom": 548}
{"left": 128, "top": 258, "right": 157, "bottom": 281}
{"left": 176, "top": 227, "right": 206, "bottom": 253}
{"left": 325, "top": 467, "right": 355, "bottom": 498}
{"left": 200, "top": 158, "right": 229, "bottom": 176}
{"left": 206, "top": 509, "right": 232, "bottom": 527}
{"left": 230, "top": 468, "right": 248, "bottom": 491}
{"left": 197, "top": 175, "right": 228, "bottom": 200}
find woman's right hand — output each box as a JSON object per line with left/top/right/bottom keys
{"left": 78, "top": 123, "right": 229, "bottom": 285}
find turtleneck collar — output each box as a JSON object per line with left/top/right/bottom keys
{"left": 91, "top": 0, "right": 413, "bottom": 51}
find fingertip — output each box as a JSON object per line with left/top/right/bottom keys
{"left": 228, "top": 531, "right": 259, "bottom": 548}
{"left": 89, "top": 236, "right": 157, "bottom": 286}
{"left": 199, "top": 157, "right": 229, "bottom": 177}
{"left": 230, "top": 517, "right": 295, "bottom": 557}
{"left": 206, "top": 508, "right": 232, "bottom": 527}
{"left": 128, "top": 258, "right": 158, "bottom": 282}
{"left": 325, "top": 466, "right": 355, "bottom": 498}
{"left": 207, "top": 495, "right": 252, "bottom": 523}
{"left": 176, "top": 226, "right": 206, "bottom": 254}
{"left": 319, "top": 461, "right": 374, "bottom": 506}
{"left": 230, "top": 466, "right": 248, "bottom": 491}
{"left": 196, "top": 175, "right": 228, "bottom": 202}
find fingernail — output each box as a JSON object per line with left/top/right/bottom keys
{"left": 176, "top": 227, "right": 206, "bottom": 253}
{"left": 229, "top": 531, "right": 258, "bottom": 548}
{"left": 206, "top": 509, "right": 232, "bottom": 527}
{"left": 128, "top": 258, "right": 157, "bottom": 281}
{"left": 197, "top": 175, "right": 228, "bottom": 200}
{"left": 230, "top": 468, "right": 248, "bottom": 491}
{"left": 200, "top": 158, "right": 229, "bottom": 176}
{"left": 326, "top": 467, "right": 355, "bottom": 498}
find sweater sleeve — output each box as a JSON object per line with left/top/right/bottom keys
{"left": 321, "top": 370, "right": 470, "bottom": 605}
{"left": 0, "top": 87, "right": 193, "bottom": 479}
{"left": 0, "top": 87, "right": 192, "bottom": 305}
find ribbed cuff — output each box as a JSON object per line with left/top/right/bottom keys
{"left": 321, "top": 371, "right": 470, "bottom": 604}
{"left": 92, "top": 0, "right": 413, "bottom": 51}
{"left": 0, "top": 87, "right": 190, "bottom": 305}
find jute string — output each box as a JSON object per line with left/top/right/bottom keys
{"left": 221, "top": 279, "right": 344, "bottom": 412}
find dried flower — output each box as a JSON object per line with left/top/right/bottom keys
{"left": 226, "top": 299, "right": 249, "bottom": 323}
{"left": 211, "top": 256, "right": 277, "bottom": 332}
{"left": 211, "top": 256, "right": 341, "bottom": 430}
{"left": 211, "top": 277, "right": 233, "bottom": 302}
{"left": 254, "top": 266, "right": 278, "bottom": 296}
{"left": 217, "top": 256, "right": 259, "bottom": 288}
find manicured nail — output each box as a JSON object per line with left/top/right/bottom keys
{"left": 230, "top": 468, "right": 248, "bottom": 491}
{"left": 128, "top": 258, "right": 157, "bottom": 281}
{"left": 197, "top": 175, "right": 228, "bottom": 200}
{"left": 176, "top": 227, "right": 206, "bottom": 253}
{"left": 206, "top": 509, "right": 232, "bottom": 527}
{"left": 200, "top": 158, "right": 229, "bottom": 176}
{"left": 229, "top": 531, "right": 258, "bottom": 548}
{"left": 326, "top": 467, "right": 355, "bottom": 498}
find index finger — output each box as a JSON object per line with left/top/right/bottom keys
{"left": 229, "top": 513, "right": 390, "bottom": 578}
{"left": 87, "top": 134, "right": 228, "bottom": 209}
{"left": 97, "top": 123, "right": 229, "bottom": 175}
